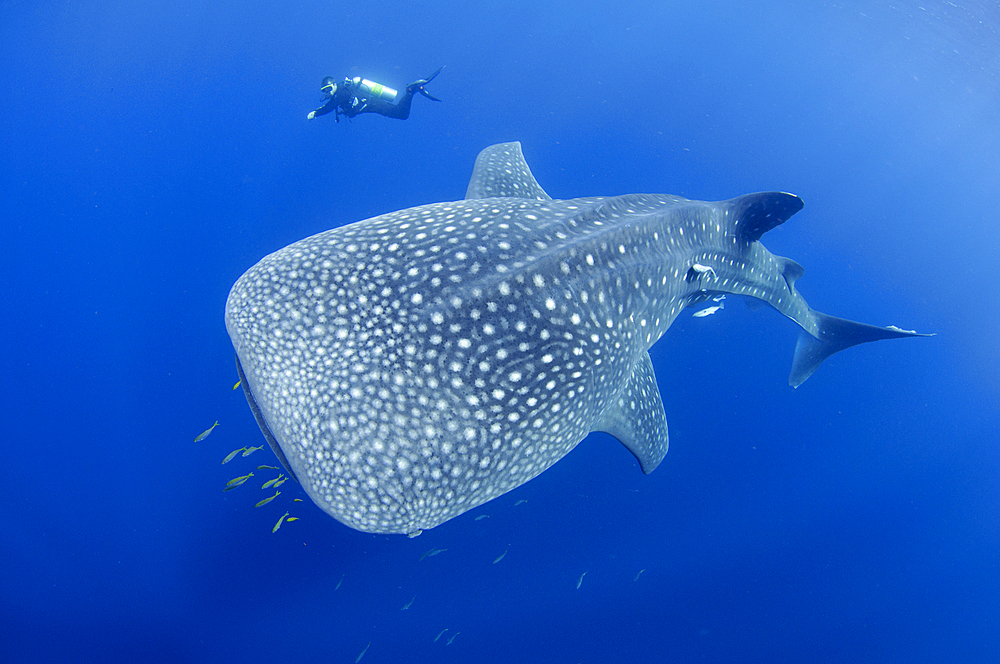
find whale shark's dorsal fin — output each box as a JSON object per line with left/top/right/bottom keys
{"left": 465, "top": 141, "right": 552, "bottom": 201}
{"left": 726, "top": 192, "right": 804, "bottom": 243}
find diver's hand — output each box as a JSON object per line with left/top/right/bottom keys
{"left": 307, "top": 111, "right": 316, "bottom": 120}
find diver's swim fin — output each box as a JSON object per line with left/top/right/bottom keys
{"left": 407, "top": 66, "right": 444, "bottom": 99}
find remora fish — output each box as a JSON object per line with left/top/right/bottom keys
{"left": 692, "top": 302, "right": 724, "bottom": 317}
{"left": 226, "top": 142, "right": 931, "bottom": 535}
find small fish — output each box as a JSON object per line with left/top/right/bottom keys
{"left": 232, "top": 379, "right": 242, "bottom": 390}
{"left": 262, "top": 474, "right": 284, "bottom": 489}
{"left": 194, "top": 421, "right": 219, "bottom": 442}
{"left": 286, "top": 517, "right": 299, "bottom": 522}
{"left": 474, "top": 515, "right": 489, "bottom": 521}
{"left": 223, "top": 472, "right": 254, "bottom": 491}
{"left": 446, "top": 632, "right": 460, "bottom": 646}
{"left": 257, "top": 465, "right": 279, "bottom": 470}
{"left": 255, "top": 490, "right": 280, "bottom": 508}
{"left": 241, "top": 445, "right": 264, "bottom": 457}
{"left": 222, "top": 447, "right": 246, "bottom": 464}
{"left": 401, "top": 596, "right": 415, "bottom": 610}
{"left": 513, "top": 499, "right": 528, "bottom": 506}
{"left": 274, "top": 477, "right": 288, "bottom": 487}
{"left": 691, "top": 263, "right": 717, "bottom": 279}
{"left": 576, "top": 571, "right": 587, "bottom": 590}
{"left": 272, "top": 511, "right": 288, "bottom": 533}
{"left": 433, "top": 628, "right": 448, "bottom": 642}
{"left": 634, "top": 569, "right": 646, "bottom": 582}
{"left": 692, "top": 303, "right": 724, "bottom": 318}
{"left": 712, "top": 294, "right": 726, "bottom": 303}
{"left": 492, "top": 546, "right": 509, "bottom": 564}
{"left": 355, "top": 641, "right": 371, "bottom": 663}
{"left": 335, "top": 574, "right": 344, "bottom": 590}
{"left": 293, "top": 498, "right": 303, "bottom": 502}
{"left": 419, "top": 547, "right": 447, "bottom": 561}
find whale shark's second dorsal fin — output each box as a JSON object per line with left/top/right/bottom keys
{"left": 465, "top": 142, "right": 552, "bottom": 201}
{"left": 726, "top": 192, "right": 804, "bottom": 243}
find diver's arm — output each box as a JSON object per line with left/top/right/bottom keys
{"left": 307, "top": 97, "right": 338, "bottom": 120}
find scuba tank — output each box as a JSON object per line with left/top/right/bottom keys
{"left": 350, "top": 77, "right": 398, "bottom": 103}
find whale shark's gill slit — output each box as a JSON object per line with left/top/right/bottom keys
{"left": 235, "top": 354, "right": 299, "bottom": 483}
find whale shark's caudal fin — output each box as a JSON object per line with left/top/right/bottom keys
{"left": 789, "top": 313, "right": 934, "bottom": 388}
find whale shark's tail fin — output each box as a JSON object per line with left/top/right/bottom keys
{"left": 789, "top": 313, "right": 934, "bottom": 388}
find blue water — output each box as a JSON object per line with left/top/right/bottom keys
{"left": 3, "top": 1, "right": 998, "bottom": 662}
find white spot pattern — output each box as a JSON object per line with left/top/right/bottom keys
{"left": 226, "top": 143, "right": 816, "bottom": 535}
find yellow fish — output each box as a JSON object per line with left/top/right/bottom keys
{"left": 221, "top": 448, "right": 245, "bottom": 464}
{"left": 193, "top": 421, "right": 219, "bottom": 442}
{"left": 286, "top": 517, "right": 299, "bottom": 522}
{"left": 255, "top": 491, "right": 280, "bottom": 508}
{"left": 262, "top": 474, "right": 284, "bottom": 489}
{"left": 272, "top": 511, "right": 289, "bottom": 533}
{"left": 232, "top": 379, "right": 242, "bottom": 390}
{"left": 257, "top": 465, "right": 279, "bottom": 470}
{"left": 223, "top": 472, "right": 253, "bottom": 491}
{"left": 241, "top": 445, "right": 264, "bottom": 457}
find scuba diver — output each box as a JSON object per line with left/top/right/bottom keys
{"left": 307, "top": 67, "right": 443, "bottom": 122}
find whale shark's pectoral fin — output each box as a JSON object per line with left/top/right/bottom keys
{"left": 789, "top": 313, "right": 935, "bottom": 388}
{"left": 465, "top": 142, "right": 552, "bottom": 201}
{"left": 592, "top": 352, "right": 669, "bottom": 474}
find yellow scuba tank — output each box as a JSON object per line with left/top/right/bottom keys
{"left": 351, "top": 76, "right": 398, "bottom": 102}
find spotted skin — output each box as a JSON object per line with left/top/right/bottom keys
{"left": 226, "top": 142, "right": 930, "bottom": 535}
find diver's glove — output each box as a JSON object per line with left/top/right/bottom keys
{"left": 307, "top": 111, "right": 316, "bottom": 120}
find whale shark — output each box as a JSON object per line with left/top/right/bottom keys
{"left": 226, "top": 142, "right": 930, "bottom": 535}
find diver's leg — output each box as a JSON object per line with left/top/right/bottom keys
{"left": 382, "top": 92, "right": 414, "bottom": 120}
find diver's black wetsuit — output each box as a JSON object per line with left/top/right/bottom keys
{"left": 309, "top": 68, "right": 443, "bottom": 122}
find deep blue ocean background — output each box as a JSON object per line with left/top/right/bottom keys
{"left": 3, "top": 1, "right": 999, "bottom": 662}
